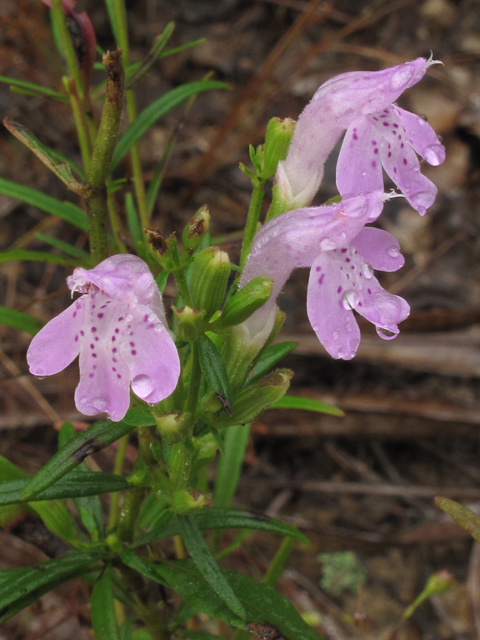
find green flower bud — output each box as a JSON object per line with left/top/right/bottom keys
{"left": 182, "top": 205, "right": 210, "bottom": 257}
{"left": 211, "top": 277, "right": 273, "bottom": 331}
{"left": 191, "top": 433, "right": 218, "bottom": 473}
{"left": 172, "top": 305, "right": 205, "bottom": 341}
{"left": 190, "top": 247, "right": 230, "bottom": 320}
{"left": 155, "top": 411, "right": 191, "bottom": 444}
{"left": 216, "top": 368, "right": 292, "bottom": 428}
{"left": 144, "top": 227, "right": 178, "bottom": 270}
{"left": 172, "top": 488, "right": 211, "bottom": 515}
{"left": 260, "top": 117, "right": 296, "bottom": 179}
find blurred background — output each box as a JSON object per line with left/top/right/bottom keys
{"left": 1, "top": 0, "right": 480, "bottom": 637}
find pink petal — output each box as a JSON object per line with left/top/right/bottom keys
{"left": 352, "top": 276, "right": 410, "bottom": 340}
{"left": 337, "top": 118, "right": 384, "bottom": 198}
{"left": 75, "top": 344, "right": 131, "bottom": 422}
{"left": 27, "top": 298, "right": 85, "bottom": 376}
{"left": 351, "top": 227, "right": 405, "bottom": 272}
{"left": 307, "top": 253, "right": 360, "bottom": 360}
{"left": 392, "top": 106, "right": 445, "bottom": 166}
{"left": 377, "top": 120, "right": 437, "bottom": 215}
{"left": 123, "top": 303, "right": 180, "bottom": 405}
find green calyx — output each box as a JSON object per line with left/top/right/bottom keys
{"left": 190, "top": 247, "right": 230, "bottom": 320}
{"left": 182, "top": 205, "right": 210, "bottom": 256}
{"left": 210, "top": 277, "right": 273, "bottom": 331}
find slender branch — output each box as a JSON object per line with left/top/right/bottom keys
{"left": 84, "top": 49, "right": 125, "bottom": 264}
{"left": 238, "top": 174, "right": 264, "bottom": 276}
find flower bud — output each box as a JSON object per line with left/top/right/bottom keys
{"left": 172, "top": 306, "right": 205, "bottom": 342}
{"left": 260, "top": 117, "right": 296, "bottom": 180}
{"left": 215, "top": 368, "right": 292, "bottom": 428}
{"left": 191, "top": 433, "right": 218, "bottom": 473}
{"left": 211, "top": 277, "right": 273, "bottom": 331}
{"left": 145, "top": 227, "right": 178, "bottom": 270}
{"left": 172, "top": 488, "right": 211, "bottom": 515}
{"left": 182, "top": 205, "right": 210, "bottom": 257}
{"left": 155, "top": 411, "right": 191, "bottom": 444}
{"left": 190, "top": 247, "right": 230, "bottom": 320}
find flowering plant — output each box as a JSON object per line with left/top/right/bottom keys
{"left": 0, "top": 3, "right": 448, "bottom": 638}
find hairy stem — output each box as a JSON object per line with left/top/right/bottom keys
{"left": 84, "top": 49, "right": 125, "bottom": 264}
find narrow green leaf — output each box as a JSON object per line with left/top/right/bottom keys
{"left": 125, "top": 193, "right": 143, "bottom": 246}
{"left": 263, "top": 537, "right": 294, "bottom": 587}
{"left": 177, "top": 514, "right": 245, "bottom": 620}
{"left": 270, "top": 394, "right": 344, "bottom": 417}
{"left": 119, "top": 551, "right": 168, "bottom": 587}
{"left": 91, "top": 565, "right": 120, "bottom": 640}
{"left": 123, "top": 407, "right": 156, "bottom": 428}
{"left": 125, "top": 23, "right": 175, "bottom": 90}
{"left": 215, "top": 424, "right": 250, "bottom": 508}
{"left": 4, "top": 119, "right": 87, "bottom": 195}
{"left": 435, "top": 497, "right": 480, "bottom": 542}
{"left": 0, "top": 551, "right": 103, "bottom": 623}
{"left": 155, "top": 560, "right": 322, "bottom": 639}
{"left": 35, "top": 232, "right": 91, "bottom": 263}
{"left": 154, "top": 560, "right": 244, "bottom": 628}
{"left": 135, "top": 508, "right": 309, "bottom": 547}
{"left": 0, "top": 249, "right": 81, "bottom": 267}
{"left": 110, "top": 81, "right": 229, "bottom": 172}
{"left": 0, "top": 471, "right": 134, "bottom": 505}
{"left": 21, "top": 421, "right": 135, "bottom": 501}
{"left": 0, "top": 75, "right": 69, "bottom": 102}
{"left": 103, "top": 0, "right": 122, "bottom": 47}
{"left": 0, "top": 306, "right": 44, "bottom": 335}
{"left": 248, "top": 341, "right": 298, "bottom": 383}
{"left": 159, "top": 39, "right": 205, "bottom": 60}
{"left": 0, "top": 177, "right": 88, "bottom": 231}
{"left": 198, "top": 335, "right": 233, "bottom": 412}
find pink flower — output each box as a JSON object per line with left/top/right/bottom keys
{"left": 278, "top": 57, "right": 444, "bottom": 213}
{"left": 27, "top": 255, "right": 180, "bottom": 422}
{"left": 240, "top": 193, "right": 409, "bottom": 360}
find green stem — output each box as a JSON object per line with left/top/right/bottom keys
{"left": 50, "top": 0, "right": 84, "bottom": 102}
{"left": 64, "top": 77, "right": 91, "bottom": 173}
{"left": 84, "top": 49, "right": 125, "bottom": 264}
{"left": 186, "top": 341, "right": 201, "bottom": 419}
{"left": 238, "top": 176, "right": 264, "bottom": 275}
{"left": 173, "top": 267, "right": 193, "bottom": 308}
{"left": 117, "top": 487, "right": 145, "bottom": 543}
{"left": 137, "top": 426, "right": 158, "bottom": 470}
{"left": 112, "top": 0, "right": 150, "bottom": 227}
{"left": 108, "top": 434, "right": 129, "bottom": 529}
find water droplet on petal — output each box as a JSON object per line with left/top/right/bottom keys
{"left": 312, "top": 324, "right": 319, "bottom": 332}
{"left": 387, "top": 246, "right": 400, "bottom": 258}
{"left": 320, "top": 238, "right": 336, "bottom": 251}
{"left": 376, "top": 326, "right": 398, "bottom": 340}
{"left": 362, "top": 263, "right": 374, "bottom": 279}
{"left": 339, "top": 232, "right": 346, "bottom": 241}
{"left": 91, "top": 398, "right": 109, "bottom": 412}
{"left": 132, "top": 374, "right": 154, "bottom": 398}
{"left": 34, "top": 366, "right": 46, "bottom": 376}
{"left": 332, "top": 331, "right": 339, "bottom": 340}
{"left": 423, "top": 143, "right": 445, "bottom": 166}
{"left": 342, "top": 290, "right": 360, "bottom": 310}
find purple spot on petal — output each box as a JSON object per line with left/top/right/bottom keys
{"left": 112, "top": 358, "right": 117, "bottom": 363}
{"left": 91, "top": 327, "right": 97, "bottom": 333}
{"left": 75, "top": 335, "right": 78, "bottom": 342}
{"left": 368, "top": 289, "right": 372, "bottom": 295}
{"left": 316, "top": 266, "right": 321, "bottom": 272}
{"left": 393, "top": 167, "right": 397, "bottom": 173}
{"left": 144, "top": 315, "right": 149, "bottom": 322}
{"left": 353, "top": 133, "right": 358, "bottom": 140}
{"left": 112, "top": 336, "right": 116, "bottom": 342}
{"left": 393, "top": 123, "right": 399, "bottom": 128}
{"left": 129, "top": 342, "right": 135, "bottom": 347}
{"left": 73, "top": 312, "right": 77, "bottom": 318}
{"left": 358, "top": 302, "right": 363, "bottom": 306}
{"left": 346, "top": 274, "right": 350, "bottom": 279}
{"left": 90, "top": 344, "right": 94, "bottom": 349}
{"left": 92, "top": 353, "right": 97, "bottom": 358}
{"left": 383, "top": 121, "right": 389, "bottom": 126}
{"left": 371, "top": 140, "right": 376, "bottom": 145}
{"left": 112, "top": 348, "right": 117, "bottom": 353}
{"left": 337, "top": 286, "right": 342, "bottom": 294}
{"left": 112, "top": 367, "right": 116, "bottom": 372}
{"left": 118, "top": 317, "right": 123, "bottom": 322}
{"left": 341, "top": 248, "right": 347, "bottom": 253}
{"left": 372, "top": 161, "right": 377, "bottom": 168}
{"left": 346, "top": 258, "right": 351, "bottom": 263}
{"left": 80, "top": 331, "right": 85, "bottom": 336}
{"left": 374, "top": 148, "right": 378, "bottom": 154}
{"left": 401, "top": 143, "right": 404, "bottom": 148}
{"left": 318, "top": 274, "right": 325, "bottom": 285}
{"left": 95, "top": 337, "right": 99, "bottom": 341}
{"left": 131, "top": 350, "right": 137, "bottom": 356}
{"left": 89, "top": 373, "right": 94, "bottom": 378}
{"left": 97, "top": 313, "right": 104, "bottom": 318}
{"left": 93, "top": 365, "right": 97, "bottom": 370}
{"left": 117, "top": 374, "right": 122, "bottom": 379}
{"left": 388, "top": 152, "right": 392, "bottom": 158}
{"left": 115, "top": 328, "right": 119, "bottom": 333}
{"left": 147, "top": 323, "right": 155, "bottom": 329}
{"left": 403, "top": 158, "right": 407, "bottom": 165}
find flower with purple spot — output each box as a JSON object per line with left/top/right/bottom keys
{"left": 27, "top": 255, "right": 180, "bottom": 422}
{"left": 276, "top": 56, "right": 444, "bottom": 214}
{"left": 240, "top": 193, "right": 409, "bottom": 360}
